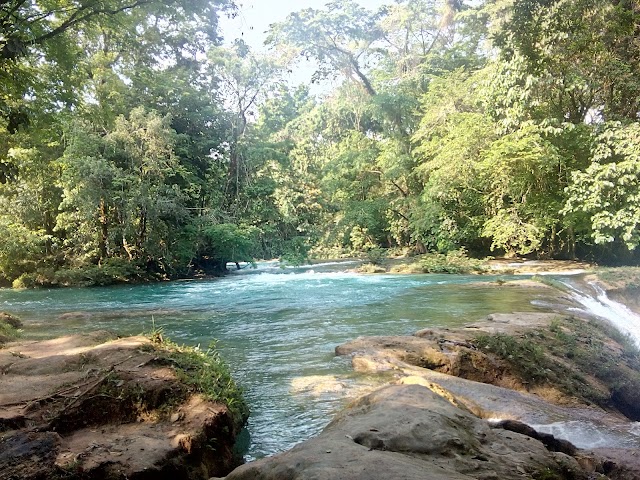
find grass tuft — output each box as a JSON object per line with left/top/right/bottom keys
{"left": 147, "top": 332, "right": 249, "bottom": 424}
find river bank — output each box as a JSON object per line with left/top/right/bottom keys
{"left": 222, "top": 271, "right": 640, "bottom": 480}
{"left": 0, "top": 331, "right": 248, "bottom": 480}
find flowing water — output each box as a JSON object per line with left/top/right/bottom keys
{"left": 564, "top": 281, "right": 640, "bottom": 346}
{"left": 1, "top": 261, "right": 639, "bottom": 458}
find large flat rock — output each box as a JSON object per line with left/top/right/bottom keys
{"left": 0, "top": 333, "right": 242, "bottom": 479}
{"left": 222, "top": 385, "right": 586, "bottom": 480}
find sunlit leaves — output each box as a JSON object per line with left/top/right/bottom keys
{"left": 58, "top": 108, "right": 188, "bottom": 262}
{"left": 564, "top": 123, "right": 640, "bottom": 250}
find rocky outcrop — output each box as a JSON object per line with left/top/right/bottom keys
{"left": 608, "top": 286, "right": 640, "bottom": 316}
{"left": 337, "top": 311, "right": 640, "bottom": 419}
{"left": 0, "top": 332, "right": 244, "bottom": 480}
{"left": 333, "top": 311, "right": 640, "bottom": 479}
{"left": 221, "top": 384, "right": 592, "bottom": 480}
{"left": 223, "top": 292, "right": 640, "bottom": 480}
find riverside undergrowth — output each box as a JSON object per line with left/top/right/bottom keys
{"left": 473, "top": 315, "right": 640, "bottom": 417}
{"left": 146, "top": 328, "right": 250, "bottom": 425}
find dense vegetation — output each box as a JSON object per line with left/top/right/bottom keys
{"left": 1, "top": 0, "right": 639, "bottom": 287}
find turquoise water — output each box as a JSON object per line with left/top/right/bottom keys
{"left": 0, "top": 262, "right": 556, "bottom": 459}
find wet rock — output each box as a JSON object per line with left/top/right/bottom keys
{"left": 490, "top": 419, "right": 577, "bottom": 456}
{"left": 0, "top": 431, "right": 62, "bottom": 480}
{"left": 611, "top": 381, "right": 640, "bottom": 421}
{"left": 588, "top": 448, "right": 640, "bottom": 480}
{"left": 222, "top": 385, "right": 588, "bottom": 480}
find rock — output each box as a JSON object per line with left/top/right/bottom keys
{"left": 0, "top": 333, "right": 244, "bottom": 479}
{"left": 222, "top": 385, "right": 589, "bottom": 480}
{"left": 588, "top": 448, "right": 640, "bottom": 480}
{"left": 290, "top": 375, "right": 347, "bottom": 395}
{"left": 490, "top": 419, "right": 577, "bottom": 456}
{"left": 611, "top": 381, "right": 640, "bottom": 421}
{"left": 0, "top": 431, "right": 62, "bottom": 480}
{"left": 337, "top": 334, "right": 516, "bottom": 387}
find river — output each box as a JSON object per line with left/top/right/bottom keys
{"left": 0, "top": 261, "right": 636, "bottom": 459}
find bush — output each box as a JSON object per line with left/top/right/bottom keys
{"left": 0, "top": 312, "right": 21, "bottom": 344}
{"left": 279, "top": 237, "right": 310, "bottom": 267}
{"left": 364, "top": 247, "right": 387, "bottom": 265}
{"left": 420, "top": 249, "right": 487, "bottom": 274}
{"left": 199, "top": 223, "right": 259, "bottom": 269}
{"left": 474, "top": 333, "right": 550, "bottom": 384}
{"left": 148, "top": 332, "right": 249, "bottom": 424}
{"left": 12, "top": 258, "right": 144, "bottom": 288}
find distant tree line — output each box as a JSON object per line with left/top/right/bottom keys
{"left": 1, "top": 0, "right": 639, "bottom": 287}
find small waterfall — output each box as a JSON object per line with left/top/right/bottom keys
{"left": 563, "top": 281, "right": 640, "bottom": 346}
{"left": 530, "top": 420, "right": 640, "bottom": 450}
{"left": 525, "top": 278, "right": 640, "bottom": 450}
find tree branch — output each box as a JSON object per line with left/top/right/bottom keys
{"left": 32, "top": 0, "right": 154, "bottom": 46}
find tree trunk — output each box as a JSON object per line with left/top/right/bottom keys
{"left": 99, "top": 198, "right": 109, "bottom": 260}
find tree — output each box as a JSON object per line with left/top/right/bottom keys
{"left": 479, "top": 127, "right": 566, "bottom": 256}
{"left": 564, "top": 123, "right": 640, "bottom": 252}
{"left": 486, "top": 0, "right": 640, "bottom": 125}
{"left": 267, "top": 0, "right": 382, "bottom": 96}
{"left": 58, "top": 107, "right": 189, "bottom": 268}
{"left": 207, "top": 40, "right": 284, "bottom": 206}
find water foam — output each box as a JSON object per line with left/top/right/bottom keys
{"left": 565, "top": 281, "right": 640, "bottom": 346}
{"left": 530, "top": 420, "right": 640, "bottom": 449}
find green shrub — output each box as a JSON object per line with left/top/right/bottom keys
{"left": 149, "top": 333, "right": 249, "bottom": 424}
{"left": 0, "top": 312, "right": 21, "bottom": 344}
{"left": 474, "top": 333, "right": 551, "bottom": 384}
{"left": 420, "top": 249, "right": 487, "bottom": 274}
{"left": 12, "top": 258, "right": 145, "bottom": 288}
{"left": 364, "top": 247, "right": 387, "bottom": 265}
{"left": 279, "top": 237, "right": 310, "bottom": 267}
{"left": 200, "top": 223, "right": 259, "bottom": 266}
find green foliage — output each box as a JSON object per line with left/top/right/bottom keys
{"left": 475, "top": 332, "right": 550, "bottom": 383}
{"left": 0, "top": 216, "right": 45, "bottom": 284}
{"left": 0, "top": 318, "right": 21, "bottom": 344}
{"left": 482, "top": 210, "right": 542, "bottom": 256}
{"left": 151, "top": 336, "right": 249, "bottom": 423}
{"left": 3, "top": 0, "right": 640, "bottom": 286}
{"left": 412, "top": 71, "right": 495, "bottom": 252}
{"left": 419, "top": 249, "right": 488, "bottom": 274}
{"left": 489, "top": 0, "right": 640, "bottom": 123}
{"left": 57, "top": 107, "right": 189, "bottom": 264}
{"left": 364, "top": 247, "right": 387, "bottom": 266}
{"left": 564, "top": 123, "right": 640, "bottom": 250}
{"left": 200, "top": 223, "right": 259, "bottom": 266}
{"left": 279, "top": 237, "right": 310, "bottom": 267}
{"left": 479, "top": 127, "right": 566, "bottom": 255}
{"left": 12, "top": 258, "right": 145, "bottom": 288}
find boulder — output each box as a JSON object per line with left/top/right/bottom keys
{"left": 222, "top": 385, "right": 587, "bottom": 480}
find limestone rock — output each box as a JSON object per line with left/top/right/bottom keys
{"left": 223, "top": 385, "right": 588, "bottom": 480}
{"left": 0, "top": 333, "right": 242, "bottom": 479}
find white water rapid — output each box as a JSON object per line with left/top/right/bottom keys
{"left": 565, "top": 281, "right": 640, "bottom": 347}
{"left": 528, "top": 279, "right": 640, "bottom": 450}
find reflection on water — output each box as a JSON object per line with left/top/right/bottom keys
{"left": 0, "top": 263, "right": 563, "bottom": 459}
